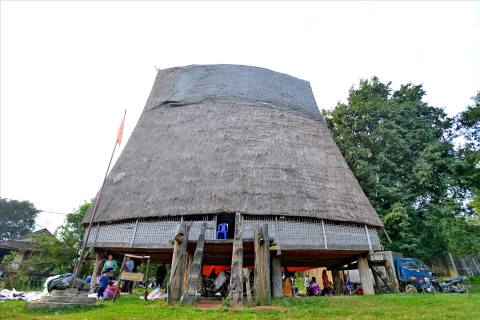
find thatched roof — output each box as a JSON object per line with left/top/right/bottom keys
{"left": 83, "top": 64, "right": 383, "bottom": 227}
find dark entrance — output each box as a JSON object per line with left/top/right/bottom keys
{"left": 216, "top": 213, "right": 236, "bottom": 239}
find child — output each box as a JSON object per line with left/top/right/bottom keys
{"left": 97, "top": 270, "right": 109, "bottom": 300}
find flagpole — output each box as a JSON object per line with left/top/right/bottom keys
{"left": 71, "top": 110, "right": 126, "bottom": 288}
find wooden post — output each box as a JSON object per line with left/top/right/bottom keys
{"left": 183, "top": 252, "right": 194, "bottom": 294}
{"left": 332, "top": 269, "right": 343, "bottom": 295}
{"left": 144, "top": 257, "right": 151, "bottom": 301}
{"left": 168, "top": 223, "right": 190, "bottom": 303}
{"left": 384, "top": 260, "right": 400, "bottom": 293}
{"left": 254, "top": 224, "right": 271, "bottom": 304}
{"left": 244, "top": 268, "right": 253, "bottom": 306}
{"left": 113, "top": 255, "right": 127, "bottom": 302}
{"left": 271, "top": 256, "right": 282, "bottom": 298}
{"left": 181, "top": 223, "right": 206, "bottom": 305}
{"left": 229, "top": 213, "right": 244, "bottom": 307}
{"left": 90, "top": 252, "right": 101, "bottom": 290}
{"left": 357, "top": 255, "right": 374, "bottom": 295}
{"left": 371, "top": 267, "right": 382, "bottom": 294}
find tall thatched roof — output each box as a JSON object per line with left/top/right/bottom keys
{"left": 83, "top": 64, "right": 383, "bottom": 227}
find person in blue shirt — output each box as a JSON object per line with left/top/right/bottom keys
{"left": 97, "top": 270, "right": 109, "bottom": 300}
{"left": 122, "top": 256, "right": 135, "bottom": 293}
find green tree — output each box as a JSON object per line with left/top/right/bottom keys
{"left": 23, "top": 201, "right": 90, "bottom": 275}
{"left": 322, "top": 78, "right": 480, "bottom": 259}
{"left": 458, "top": 91, "right": 480, "bottom": 146}
{"left": 0, "top": 198, "right": 40, "bottom": 240}
{"left": 456, "top": 91, "right": 480, "bottom": 214}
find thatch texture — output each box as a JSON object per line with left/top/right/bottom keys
{"left": 83, "top": 65, "right": 383, "bottom": 227}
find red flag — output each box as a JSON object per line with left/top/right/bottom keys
{"left": 117, "top": 112, "right": 126, "bottom": 146}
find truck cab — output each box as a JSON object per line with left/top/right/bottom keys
{"left": 395, "top": 258, "right": 435, "bottom": 293}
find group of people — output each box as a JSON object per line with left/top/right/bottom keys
{"left": 88, "top": 254, "right": 140, "bottom": 300}
{"left": 303, "top": 270, "right": 350, "bottom": 296}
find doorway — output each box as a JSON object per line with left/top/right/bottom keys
{"left": 216, "top": 213, "right": 236, "bottom": 239}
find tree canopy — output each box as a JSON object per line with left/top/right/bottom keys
{"left": 322, "top": 78, "right": 480, "bottom": 260}
{"left": 0, "top": 198, "right": 40, "bottom": 241}
{"left": 456, "top": 91, "right": 480, "bottom": 214}
{"left": 22, "top": 201, "right": 91, "bottom": 276}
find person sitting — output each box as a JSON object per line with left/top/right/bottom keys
{"left": 102, "top": 254, "right": 118, "bottom": 278}
{"left": 209, "top": 268, "right": 217, "bottom": 280}
{"left": 86, "top": 273, "right": 92, "bottom": 284}
{"left": 103, "top": 280, "right": 119, "bottom": 300}
{"left": 304, "top": 275, "right": 310, "bottom": 295}
{"left": 282, "top": 277, "right": 293, "bottom": 297}
{"left": 309, "top": 277, "right": 321, "bottom": 296}
{"left": 97, "top": 271, "right": 109, "bottom": 300}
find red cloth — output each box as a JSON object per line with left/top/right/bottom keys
{"left": 117, "top": 113, "right": 125, "bottom": 146}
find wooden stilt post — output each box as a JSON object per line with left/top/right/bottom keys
{"left": 244, "top": 268, "right": 253, "bottom": 306}
{"left": 332, "top": 269, "right": 343, "bottom": 295}
{"left": 182, "top": 223, "right": 207, "bottom": 305}
{"left": 144, "top": 257, "right": 151, "bottom": 301}
{"left": 271, "top": 256, "right": 283, "bottom": 298}
{"left": 254, "top": 224, "right": 271, "bottom": 304}
{"left": 113, "top": 255, "right": 127, "bottom": 302}
{"left": 183, "top": 252, "right": 194, "bottom": 294}
{"left": 357, "top": 255, "right": 374, "bottom": 295}
{"left": 90, "top": 252, "right": 101, "bottom": 290}
{"left": 371, "top": 267, "right": 382, "bottom": 294}
{"left": 168, "top": 223, "right": 190, "bottom": 304}
{"left": 229, "top": 213, "right": 244, "bottom": 307}
{"left": 384, "top": 261, "right": 400, "bottom": 293}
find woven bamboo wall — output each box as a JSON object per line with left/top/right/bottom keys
{"left": 85, "top": 214, "right": 381, "bottom": 251}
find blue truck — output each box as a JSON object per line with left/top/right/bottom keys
{"left": 394, "top": 257, "right": 436, "bottom": 293}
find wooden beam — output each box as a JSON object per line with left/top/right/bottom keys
{"left": 168, "top": 223, "right": 190, "bottom": 304}
{"left": 371, "top": 267, "right": 382, "bottom": 294}
{"left": 274, "top": 216, "right": 281, "bottom": 256}
{"left": 271, "top": 256, "right": 282, "bottom": 298}
{"left": 384, "top": 260, "right": 400, "bottom": 293}
{"left": 229, "top": 213, "right": 244, "bottom": 307}
{"left": 357, "top": 255, "right": 374, "bottom": 295}
{"left": 90, "top": 252, "right": 101, "bottom": 290}
{"left": 244, "top": 268, "right": 253, "bottom": 306}
{"left": 181, "top": 222, "right": 206, "bottom": 305}
{"left": 332, "top": 269, "right": 343, "bottom": 295}
{"left": 254, "top": 224, "right": 271, "bottom": 304}
{"left": 113, "top": 255, "right": 127, "bottom": 302}
{"left": 182, "top": 252, "right": 194, "bottom": 294}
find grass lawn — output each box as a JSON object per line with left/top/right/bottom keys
{"left": 1, "top": 286, "right": 479, "bottom": 320}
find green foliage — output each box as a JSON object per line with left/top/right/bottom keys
{"left": 1, "top": 251, "right": 18, "bottom": 274}
{"left": 0, "top": 252, "right": 31, "bottom": 290}
{"left": 458, "top": 91, "right": 480, "bottom": 146}
{"left": 0, "top": 198, "right": 40, "bottom": 240}
{"left": 221, "top": 296, "right": 230, "bottom": 307}
{"left": 4, "top": 270, "right": 30, "bottom": 291}
{"left": 456, "top": 91, "right": 480, "bottom": 215}
{"left": 467, "top": 276, "right": 480, "bottom": 284}
{"left": 322, "top": 78, "right": 480, "bottom": 259}
{"left": 22, "top": 201, "right": 90, "bottom": 276}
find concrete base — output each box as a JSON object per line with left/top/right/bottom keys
{"left": 26, "top": 289, "right": 96, "bottom": 309}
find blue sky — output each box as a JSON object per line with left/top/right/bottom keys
{"left": 1, "top": 1, "right": 479, "bottom": 233}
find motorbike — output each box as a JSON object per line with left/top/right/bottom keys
{"left": 200, "top": 271, "right": 230, "bottom": 298}
{"left": 137, "top": 277, "right": 157, "bottom": 289}
{"left": 429, "top": 273, "right": 469, "bottom": 294}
